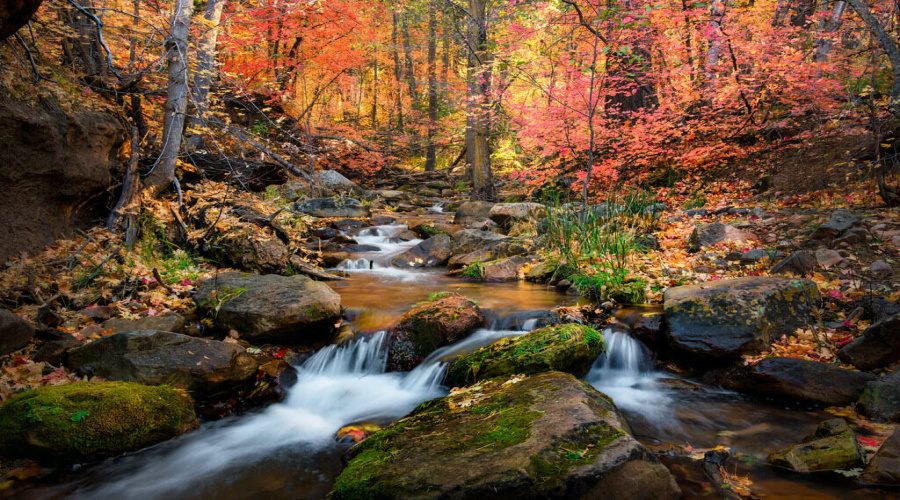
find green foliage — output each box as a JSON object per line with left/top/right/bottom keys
{"left": 428, "top": 291, "right": 453, "bottom": 302}
{"left": 461, "top": 260, "right": 485, "bottom": 280}
{"left": 136, "top": 213, "right": 206, "bottom": 284}
{"left": 571, "top": 270, "right": 647, "bottom": 305}
{"left": 683, "top": 192, "right": 707, "bottom": 209}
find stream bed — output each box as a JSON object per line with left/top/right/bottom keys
{"left": 15, "top": 216, "right": 899, "bottom": 499}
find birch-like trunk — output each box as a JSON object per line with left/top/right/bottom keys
{"left": 186, "top": 0, "right": 226, "bottom": 150}
{"left": 144, "top": 0, "right": 192, "bottom": 197}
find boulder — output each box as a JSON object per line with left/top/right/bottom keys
{"left": 857, "top": 372, "right": 900, "bottom": 422}
{"left": 425, "top": 180, "right": 452, "bottom": 190}
{"left": 194, "top": 272, "right": 341, "bottom": 343}
{"left": 0, "top": 309, "right": 34, "bottom": 355}
{"left": 0, "top": 382, "right": 197, "bottom": 459}
{"left": 33, "top": 328, "right": 81, "bottom": 365}
{"left": 838, "top": 314, "right": 900, "bottom": 370}
{"left": 377, "top": 190, "right": 408, "bottom": 202}
{"left": 631, "top": 311, "right": 666, "bottom": 352}
{"left": 209, "top": 230, "right": 291, "bottom": 273}
{"left": 332, "top": 218, "right": 366, "bottom": 231}
{"left": 482, "top": 255, "right": 528, "bottom": 282}
{"left": 859, "top": 429, "right": 900, "bottom": 487}
{"left": 101, "top": 312, "right": 185, "bottom": 335}
{"left": 453, "top": 201, "right": 495, "bottom": 225}
{"left": 770, "top": 250, "right": 817, "bottom": 276}
{"left": 0, "top": 0, "right": 42, "bottom": 41}
{"left": 387, "top": 295, "right": 484, "bottom": 371}
{"left": 833, "top": 227, "right": 869, "bottom": 246}
{"left": 295, "top": 197, "right": 369, "bottom": 218}
{"left": 664, "top": 277, "right": 820, "bottom": 363}
{"left": 723, "top": 357, "right": 875, "bottom": 406}
{"left": 525, "top": 261, "right": 555, "bottom": 282}
{"left": 810, "top": 209, "right": 859, "bottom": 240}
{"left": 871, "top": 259, "right": 893, "bottom": 279}
{"left": 313, "top": 170, "right": 363, "bottom": 195}
{"left": 446, "top": 324, "right": 604, "bottom": 386}
{"left": 68, "top": 330, "right": 259, "bottom": 399}
{"left": 330, "top": 372, "right": 680, "bottom": 500}
{"left": 0, "top": 98, "right": 122, "bottom": 263}
{"left": 391, "top": 234, "right": 452, "bottom": 268}
{"left": 448, "top": 230, "right": 530, "bottom": 269}
{"left": 371, "top": 215, "right": 396, "bottom": 225}
{"left": 767, "top": 419, "right": 863, "bottom": 472}
{"left": 815, "top": 248, "right": 844, "bottom": 268}
{"left": 489, "top": 202, "right": 547, "bottom": 228}
{"left": 687, "top": 223, "right": 758, "bottom": 252}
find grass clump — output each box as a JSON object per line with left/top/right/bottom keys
{"left": 461, "top": 260, "right": 485, "bottom": 281}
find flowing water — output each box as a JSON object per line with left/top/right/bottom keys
{"left": 16, "top": 216, "right": 898, "bottom": 499}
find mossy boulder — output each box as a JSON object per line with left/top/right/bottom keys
{"left": 68, "top": 330, "right": 259, "bottom": 400}
{"left": 194, "top": 272, "right": 341, "bottom": 344}
{"left": 387, "top": 295, "right": 484, "bottom": 371}
{"left": 664, "top": 277, "right": 820, "bottom": 364}
{"left": 767, "top": 419, "right": 863, "bottom": 472}
{"left": 446, "top": 324, "right": 603, "bottom": 386}
{"left": 447, "top": 230, "right": 530, "bottom": 269}
{"left": 330, "top": 372, "right": 680, "bottom": 500}
{"left": 0, "top": 382, "right": 197, "bottom": 460}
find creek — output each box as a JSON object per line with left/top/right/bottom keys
{"left": 17, "top": 214, "right": 896, "bottom": 499}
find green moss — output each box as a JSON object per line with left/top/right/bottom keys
{"left": 0, "top": 382, "right": 197, "bottom": 459}
{"left": 529, "top": 422, "right": 625, "bottom": 486}
{"left": 447, "top": 324, "right": 604, "bottom": 385}
{"left": 199, "top": 286, "right": 248, "bottom": 317}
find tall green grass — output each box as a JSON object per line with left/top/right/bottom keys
{"left": 544, "top": 189, "right": 660, "bottom": 304}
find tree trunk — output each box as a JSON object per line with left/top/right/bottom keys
{"left": 144, "top": 0, "right": 192, "bottom": 197}
{"left": 400, "top": 13, "right": 419, "bottom": 103}
{"left": 186, "top": 0, "right": 226, "bottom": 151}
{"left": 845, "top": 0, "right": 900, "bottom": 113}
{"left": 372, "top": 58, "right": 378, "bottom": 130}
{"left": 465, "top": 0, "right": 495, "bottom": 201}
{"left": 107, "top": 127, "right": 142, "bottom": 245}
{"left": 813, "top": 1, "right": 846, "bottom": 63}
{"left": 425, "top": 3, "right": 437, "bottom": 172}
{"left": 391, "top": 10, "right": 404, "bottom": 131}
{"left": 703, "top": 0, "right": 726, "bottom": 88}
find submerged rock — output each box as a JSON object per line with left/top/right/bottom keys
{"left": 391, "top": 234, "right": 452, "bottom": 268}
{"left": 387, "top": 295, "right": 484, "bottom": 371}
{"left": 0, "top": 382, "right": 197, "bottom": 460}
{"left": 767, "top": 419, "right": 863, "bottom": 472}
{"left": 194, "top": 272, "right": 341, "bottom": 344}
{"left": 330, "top": 372, "right": 680, "bottom": 500}
{"left": 859, "top": 429, "right": 900, "bottom": 487}
{"left": 295, "top": 197, "right": 369, "bottom": 218}
{"left": 664, "top": 277, "right": 820, "bottom": 364}
{"left": 838, "top": 313, "right": 900, "bottom": 370}
{"left": 723, "top": 357, "right": 875, "bottom": 406}
{"left": 446, "top": 324, "right": 604, "bottom": 386}
{"left": 68, "top": 330, "right": 259, "bottom": 399}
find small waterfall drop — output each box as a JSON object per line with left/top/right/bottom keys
{"left": 334, "top": 224, "right": 422, "bottom": 273}
{"left": 73, "top": 332, "right": 446, "bottom": 500}
{"left": 585, "top": 328, "right": 670, "bottom": 423}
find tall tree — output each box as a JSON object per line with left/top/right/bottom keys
{"left": 464, "top": 0, "right": 496, "bottom": 201}
{"left": 425, "top": 2, "right": 438, "bottom": 171}
{"left": 144, "top": 0, "right": 193, "bottom": 197}
{"left": 186, "top": 0, "right": 227, "bottom": 150}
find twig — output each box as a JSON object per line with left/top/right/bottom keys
{"left": 65, "top": 0, "right": 122, "bottom": 78}
{"left": 152, "top": 268, "right": 173, "bottom": 293}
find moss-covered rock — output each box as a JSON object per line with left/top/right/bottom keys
{"left": 664, "top": 277, "right": 820, "bottom": 365}
{"left": 767, "top": 419, "right": 863, "bottom": 472}
{"left": 387, "top": 295, "right": 484, "bottom": 371}
{"left": 0, "top": 382, "right": 197, "bottom": 460}
{"left": 446, "top": 324, "right": 603, "bottom": 386}
{"left": 330, "top": 372, "right": 680, "bottom": 500}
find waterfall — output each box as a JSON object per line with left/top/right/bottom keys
{"left": 585, "top": 328, "right": 670, "bottom": 422}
